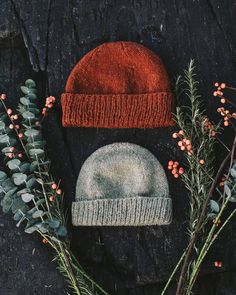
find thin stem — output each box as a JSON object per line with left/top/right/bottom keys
{"left": 161, "top": 249, "right": 188, "bottom": 295}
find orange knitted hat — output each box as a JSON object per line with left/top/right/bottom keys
{"left": 61, "top": 41, "right": 175, "bottom": 128}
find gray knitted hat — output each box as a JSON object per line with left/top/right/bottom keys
{"left": 72, "top": 143, "right": 172, "bottom": 226}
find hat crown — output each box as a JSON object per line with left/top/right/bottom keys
{"left": 76, "top": 143, "right": 169, "bottom": 201}
{"left": 66, "top": 41, "right": 171, "bottom": 95}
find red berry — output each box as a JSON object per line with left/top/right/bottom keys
{"left": 51, "top": 183, "right": 57, "bottom": 189}
{"left": 49, "top": 196, "right": 55, "bottom": 202}
{"left": 56, "top": 189, "right": 62, "bottom": 195}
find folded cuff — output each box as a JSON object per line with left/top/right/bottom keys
{"left": 61, "top": 92, "right": 175, "bottom": 128}
{"left": 72, "top": 196, "right": 172, "bottom": 226}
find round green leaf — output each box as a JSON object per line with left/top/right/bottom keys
{"left": 29, "top": 149, "right": 44, "bottom": 157}
{"left": 20, "top": 97, "right": 30, "bottom": 106}
{"left": 0, "top": 134, "right": 9, "bottom": 144}
{"left": 47, "top": 218, "right": 60, "bottom": 229}
{"left": 21, "top": 193, "right": 34, "bottom": 203}
{"left": 24, "top": 129, "right": 39, "bottom": 137}
{"left": 22, "top": 111, "right": 35, "bottom": 120}
{"left": 25, "top": 226, "right": 38, "bottom": 234}
{"left": 12, "top": 173, "right": 27, "bottom": 186}
{"left": 21, "top": 86, "right": 30, "bottom": 94}
{"left": 0, "top": 171, "right": 7, "bottom": 182}
{"left": 7, "top": 159, "right": 21, "bottom": 170}
{"left": 0, "top": 121, "right": 5, "bottom": 130}
{"left": 25, "top": 79, "right": 36, "bottom": 88}
{"left": 57, "top": 225, "right": 67, "bottom": 237}
{"left": 32, "top": 210, "right": 44, "bottom": 218}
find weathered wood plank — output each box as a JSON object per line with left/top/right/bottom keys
{"left": 1, "top": 0, "right": 236, "bottom": 294}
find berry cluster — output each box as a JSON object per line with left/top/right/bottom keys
{"left": 49, "top": 183, "right": 62, "bottom": 202}
{"left": 214, "top": 261, "right": 223, "bottom": 268}
{"left": 167, "top": 161, "right": 184, "bottom": 178}
{"left": 172, "top": 130, "right": 193, "bottom": 155}
{"left": 42, "top": 96, "right": 56, "bottom": 115}
{"left": 217, "top": 107, "right": 236, "bottom": 127}
{"left": 213, "top": 82, "right": 226, "bottom": 98}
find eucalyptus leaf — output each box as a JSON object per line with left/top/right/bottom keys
{"left": 24, "top": 129, "right": 39, "bottom": 137}
{"left": 20, "top": 97, "right": 30, "bottom": 106}
{"left": 2, "top": 178, "right": 15, "bottom": 191}
{"left": 25, "top": 226, "right": 38, "bottom": 234}
{"left": 4, "top": 187, "right": 17, "bottom": 198}
{"left": 0, "top": 134, "right": 9, "bottom": 144}
{"left": 29, "top": 148, "right": 44, "bottom": 157}
{"left": 0, "top": 171, "right": 7, "bottom": 182}
{"left": 231, "top": 168, "right": 236, "bottom": 178}
{"left": 12, "top": 173, "right": 27, "bottom": 186}
{"left": 21, "top": 86, "right": 30, "bottom": 94}
{"left": 22, "top": 111, "right": 35, "bottom": 120}
{"left": 25, "top": 79, "right": 36, "bottom": 88}
{"left": 0, "top": 121, "right": 5, "bottom": 130}
{"left": 57, "top": 225, "right": 67, "bottom": 237}
{"left": 26, "top": 93, "right": 37, "bottom": 100}
{"left": 210, "top": 199, "right": 220, "bottom": 213}
{"left": 47, "top": 218, "right": 60, "bottom": 229}
{"left": 11, "top": 197, "right": 25, "bottom": 213}
{"left": 21, "top": 193, "right": 34, "bottom": 203}
{"left": 1, "top": 196, "right": 13, "bottom": 213}
{"left": 6, "top": 159, "right": 21, "bottom": 170}
{"left": 19, "top": 163, "right": 30, "bottom": 173}
{"left": 35, "top": 222, "right": 48, "bottom": 233}
{"left": 32, "top": 210, "right": 44, "bottom": 218}
{"left": 17, "top": 188, "right": 30, "bottom": 196}
{"left": 224, "top": 183, "right": 231, "bottom": 198}
{"left": 26, "top": 177, "right": 36, "bottom": 188}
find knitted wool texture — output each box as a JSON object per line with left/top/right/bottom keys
{"left": 72, "top": 143, "right": 172, "bottom": 226}
{"left": 61, "top": 41, "right": 175, "bottom": 128}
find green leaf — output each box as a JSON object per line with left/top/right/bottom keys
{"left": 57, "top": 225, "right": 67, "bottom": 237}
{"left": 0, "top": 134, "right": 9, "bottom": 144}
{"left": 1, "top": 196, "right": 13, "bottom": 213}
{"left": 224, "top": 183, "right": 231, "bottom": 198}
{"left": 2, "top": 178, "right": 15, "bottom": 191}
{"left": 4, "top": 187, "right": 17, "bottom": 198}
{"left": 26, "top": 93, "right": 37, "bottom": 100}
{"left": 47, "top": 218, "right": 60, "bottom": 229}
{"left": 21, "top": 86, "right": 30, "bottom": 94}
{"left": 210, "top": 200, "right": 220, "bottom": 213}
{"left": 25, "top": 79, "right": 36, "bottom": 88}
{"left": 21, "top": 193, "right": 34, "bottom": 203}
{"left": 22, "top": 111, "right": 35, "bottom": 120}
{"left": 26, "top": 177, "right": 36, "bottom": 188}
{"left": 19, "top": 163, "right": 30, "bottom": 173}
{"left": 231, "top": 168, "right": 236, "bottom": 178}
{"left": 29, "top": 148, "right": 44, "bottom": 157}
{"left": 7, "top": 159, "right": 21, "bottom": 170}
{"left": 12, "top": 173, "right": 27, "bottom": 186}
{"left": 17, "top": 188, "right": 30, "bottom": 196}
{"left": 20, "top": 97, "right": 30, "bottom": 106}
{"left": 25, "top": 226, "right": 38, "bottom": 234}
{"left": 11, "top": 197, "right": 25, "bottom": 213}
{"left": 35, "top": 222, "right": 48, "bottom": 233}
{"left": 24, "top": 129, "right": 39, "bottom": 137}
{"left": 32, "top": 210, "right": 44, "bottom": 218}
{"left": 0, "top": 171, "right": 7, "bottom": 182}
{"left": 0, "top": 121, "right": 5, "bottom": 130}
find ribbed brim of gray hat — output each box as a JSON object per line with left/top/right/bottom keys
{"left": 72, "top": 196, "right": 172, "bottom": 226}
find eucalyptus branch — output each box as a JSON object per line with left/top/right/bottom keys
{"left": 0, "top": 80, "right": 108, "bottom": 295}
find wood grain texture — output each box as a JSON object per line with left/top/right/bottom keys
{"left": 0, "top": 0, "right": 236, "bottom": 294}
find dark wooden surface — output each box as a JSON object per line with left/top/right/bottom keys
{"left": 1, "top": 1, "right": 236, "bottom": 294}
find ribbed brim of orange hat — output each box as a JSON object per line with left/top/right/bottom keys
{"left": 61, "top": 92, "right": 175, "bottom": 128}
